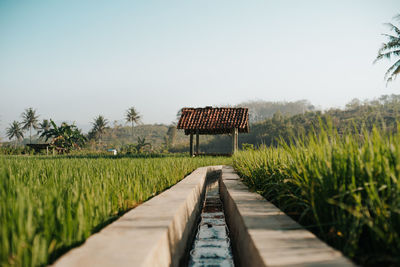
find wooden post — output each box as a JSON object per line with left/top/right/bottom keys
{"left": 232, "top": 128, "right": 238, "bottom": 154}
{"left": 189, "top": 133, "right": 194, "bottom": 157}
{"left": 195, "top": 130, "right": 199, "bottom": 155}
{"left": 235, "top": 128, "right": 238, "bottom": 152}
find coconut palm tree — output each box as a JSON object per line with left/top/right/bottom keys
{"left": 21, "top": 107, "right": 39, "bottom": 144}
{"left": 37, "top": 119, "right": 51, "bottom": 138}
{"left": 6, "top": 121, "right": 24, "bottom": 147}
{"left": 375, "top": 14, "right": 400, "bottom": 84}
{"left": 90, "top": 115, "right": 109, "bottom": 143}
{"left": 125, "top": 107, "right": 141, "bottom": 139}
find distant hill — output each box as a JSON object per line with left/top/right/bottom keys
{"left": 236, "top": 99, "right": 315, "bottom": 123}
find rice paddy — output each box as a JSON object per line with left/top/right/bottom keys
{"left": 0, "top": 155, "right": 231, "bottom": 266}
{"left": 232, "top": 126, "right": 400, "bottom": 266}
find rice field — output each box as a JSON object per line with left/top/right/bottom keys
{"left": 233, "top": 126, "right": 400, "bottom": 266}
{"left": 0, "top": 155, "right": 231, "bottom": 266}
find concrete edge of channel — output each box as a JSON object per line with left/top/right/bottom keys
{"left": 220, "top": 165, "right": 356, "bottom": 267}
{"left": 51, "top": 165, "right": 223, "bottom": 267}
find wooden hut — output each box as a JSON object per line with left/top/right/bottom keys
{"left": 177, "top": 107, "right": 249, "bottom": 156}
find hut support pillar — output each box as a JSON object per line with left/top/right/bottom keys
{"left": 232, "top": 128, "right": 238, "bottom": 154}
{"left": 195, "top": 130, "right": 199, "bottom": 155}
{"left": 189, "top": 133, "right": 194, "bottom": 157}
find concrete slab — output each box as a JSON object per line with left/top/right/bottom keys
{"left": 220, "top": 165, "right": 355, "bottom": 267}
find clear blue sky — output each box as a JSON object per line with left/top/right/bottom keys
{"left": 0, "top": 0, "right": 399, "bottom": 136}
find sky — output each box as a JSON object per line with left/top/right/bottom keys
{"left": 0, "top": 0, "right": 399, "bottom": 137}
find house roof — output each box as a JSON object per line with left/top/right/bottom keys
{"left": 177, "top": 107, "right": 249, "bottom": 135}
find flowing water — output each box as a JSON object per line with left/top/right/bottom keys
{"left": 188, "top": 178, "right": 234, "bottom": 267}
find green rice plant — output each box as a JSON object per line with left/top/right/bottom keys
{"left": 0, "top": 155, "right": 230, "bottom": 266}
{"left": 233, "top": 125, "right": 400, "bottom": 266}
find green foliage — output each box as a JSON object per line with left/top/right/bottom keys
{"left": 37, "top": 119, "right": 51, "bottom": 138}
{"left": 6, "top": 121, "right": 24, "bottom": 146}
{"left": 120, "top": 144, "right": 138, "bottom": 154}
{"left": 125, "top": 107, "right": 141, "bottom": 140}
{"left": 375, "top": 14, "right": 400, "bottom": 84}
{"left": 0, "top": 156, "right": 231, "bottom": 266}
{"left": 241, "top": 143, "right": 254, "bottom": 151}
{"left": 232, "top": 94, "right": 400, "bottom": 151}
{"left": 88, "top": 115, "right": 109, "bottom": 143}
{"left": 95, "top": 123, "right": 189, "bottom": 151}
{"left": 233, "top": 125, "right": 400, "bottom": 266}
{"left": 0, "top": 145, "right": 34, "bottom": 155}
{"left": 21, "top": 107, "right": 39, "bottom": 144}
{"left": 119, "top": 137, "right": 151, "bottom": 154}
{"left": 41, "top": 120, "right": 87, "bottom": 153}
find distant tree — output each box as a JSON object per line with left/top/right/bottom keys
{"left": 90, "top": 115, "right": 109, "bottom": 143}
{"left": 37, "top": 119, "right": 51, "bottom": 138}
{"left": 345, "top": 98, "right": 362, "bottom": 110}
{"left": 375, "top": 14, "right": 400, "bottom": 84}
{"left": 21, "top": 107, "right": 39, "bottom": 144}
{"left": 125, "top": 107, "right": 141, "bottom": 139}
{"left": 136, "top": 137, "right": 151, "bottom": 152}
{"left": 166, "top": 125, "right": 177, "bottom": 147}
{"left": 6, "top": 121, "right": 24, "bottom": 147}
{"left": 41, "top": 120, "right": 86, "bottom": 153}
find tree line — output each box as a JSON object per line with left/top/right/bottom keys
{"left": 183, "top": 94, "right": 400, "bottom": 153}
{"left": 5, "top": 107, "right": 141, "bottom": 153}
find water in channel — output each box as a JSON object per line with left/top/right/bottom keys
{"left": 188, "top": 178, "right": 234, "bottom": 267}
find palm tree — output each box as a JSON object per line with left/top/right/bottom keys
{"left": 21, "top": 107, "right": 39, "bottom": 144}
{"left": 91, "top": 115, "right": 109, "bottom": 143}
{"left": 125, "top": 107, "right": 141, "bottom": 140}
{"left": 375, "top": 14, "right": 400, "bottom": 84}
{"left": 37, "top": 119, "right": 51, "bottom": 139}
{"left": 6, "top": 121, "right": 24, "bottom": 147}
{"left": 136, "top": 137, "right": 151, "bottom": 152}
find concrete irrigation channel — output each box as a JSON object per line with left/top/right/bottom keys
{"left": 52, "top": 166, "right": 355, "bottom": 267}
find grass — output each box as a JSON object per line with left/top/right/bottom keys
{"left": 0, "top": 155, "right": 231, "bottom": 266}
{"left": 233, "top": 125, "right": 400, "bottom": 266}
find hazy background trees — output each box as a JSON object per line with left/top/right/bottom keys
{"left": 236, "top": 99, "right": 315, "bottom": 123}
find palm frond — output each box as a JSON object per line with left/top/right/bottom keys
{"left": 384, "top": 58, "right": 400, "bottom": 83}
{"left": 375, "top": 49, "right": 400, "bottom": 62}
{"left": 375, "top": 15, "right": 400, "bottom": 84}
{"left": 384, "top": 22, "right": 400, "bottom": 36}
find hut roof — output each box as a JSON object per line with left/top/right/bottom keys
{"left": 177, "top": 107, "right": 249, "bottom": 135}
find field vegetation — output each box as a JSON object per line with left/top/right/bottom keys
{"left": 233, "top": 123, "right": 400, "bottom": 266}
{"left": 0, "top": 155, "right": 230, "bottom": 266}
